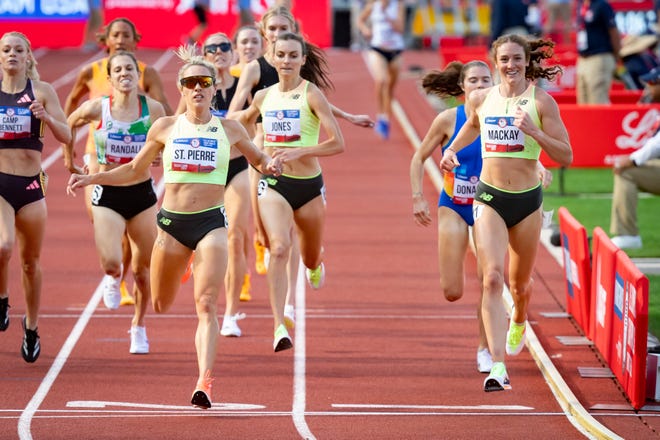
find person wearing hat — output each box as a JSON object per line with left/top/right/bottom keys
{"left": 639, "top": 67, "right": 660, "bottom": 103}
{"left": 609, "top": 107, "right": 660, "bottom": 249}
{"left": 620, "top": 33, "right": 660, "bottom": 89}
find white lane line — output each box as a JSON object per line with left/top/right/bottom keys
{"left": 66, "top": 401, "right": 264, "bottom": 410}
{"left": 292, "top": 260, "right": 315, "bottom": 439}
{"left": 18, "top": 282, "right": 104, "bottom": 440}
{"left": 151, "top": 49, "right": 175, "bottom": 71}
{"left": 333, "top": 404, "right": 534, "bottom": 411}
{"left": 50, "top": 50, "right": 105, "bottom": 90}
{"left": 391, "top": 72, "right": 621, "bottom": 440}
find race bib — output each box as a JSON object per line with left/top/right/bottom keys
{"left": 0, "top": 106, "right": 31, "bottom": 140}
{"left": 483, "top": 116, "right": 524, "bottom": 153}
{"left": 444, "top": 170, "right": 478, "bottom": 205}
{"left": 170, "top": 137, "right": 218, "bottom": 173}
{"left": 264, "top": 109, "right": 301, "bottom": 143}
{"left": 105, "top": 132, "right": 146, "bottom": 164}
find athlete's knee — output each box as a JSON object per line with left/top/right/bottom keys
{"left": 442, "top": 287, "right": 463, "bottom": 302}
{"left": 195, "top": 290, "right": 218, "bottom": 316}
{"left": 509, "top": 278, "right": 534, "bottom": 302}
{"left": 267, "top": 238, "right": 291, "bottom": 263}
{"left": 100, "top": 259, "right": 122, "bottom": 278}
{"left": 227, "top": 228, "right": 246, "bottom": 255}
{"left": 20, "top": 257, "right": 41, "bottom": 279}
{"left": 0, "top": 242, "right": 13, "bottom": 266}
{"left": 132, "top": 265, "right": 150, "bottom": 290}
{"left": 481, "top": 268, "right": 504, "bottom": 295}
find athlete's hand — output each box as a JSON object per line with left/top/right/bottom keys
{"left": 265, "top": 156, "right": 283, "bottom": 177}
{"left": 513, "top": 105, "right": 538, "bottom": 136}
{"left": 440, "top": 148, "right": 460, "bottom": 173}
{"left": 29, "top": 100, "right": 51, "bottom": 123}
{"left": 346, "top": 113, "right": 375, "bottom": 128}
{"left": 412, "top": 194, "right": 432, "bottom": 227}
{"left": 66, "top": 173, "right": 91, "bottom": 196}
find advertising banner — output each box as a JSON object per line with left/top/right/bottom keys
{"left": 0, "top": 0, "right": 331, "bottom": 48}
{"left": 540, "top": 105, "right": 660, "bottom": 167}
{"left": 589, "top": 227, "right": 620, "bottom": 363}
{"left": 610, "top": 250, "right": 649, "bottom": 410}
{"left": 558, "top": 207, "right": 592, "bottom": 334}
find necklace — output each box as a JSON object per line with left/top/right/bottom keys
{"left": 186, "top": 112, "right": 211, "bottom": 129}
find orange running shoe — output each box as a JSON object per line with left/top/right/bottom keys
{"left": 239, "top": 273, "right": 252, "bottom": 302}
{"left": 191, "top": 370, "right": 214, "bottom": 409}
{"left": 119, "top": 280, "right": 135, "bottom": 306}
{"left": 254, "top": 238, "right": 267, "bottom": 275}
{"left": 181, "top": 254, "right": 194, "bottom": 284}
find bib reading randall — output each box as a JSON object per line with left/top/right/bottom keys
{"left": 94, "top": 95, "right": 151, "bottom": 165}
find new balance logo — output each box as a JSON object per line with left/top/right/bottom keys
{"left": 25, "top": 180, "right": 40, "bottom": 190}
{"left": 17, "top": 93, "right": 32, "bottom": 104}
{"left": 479, "top": 192, "right": 493, "bottom": 202}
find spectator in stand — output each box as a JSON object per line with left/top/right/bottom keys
{"left": 543, "top": 0, "right": 572, "bottom": 45}
{"left": 183, "top": 0, "right": 210, "bottom": 46}
{"left": 81, "top": 0, "right": 104, "bottom": 52}
{"left": 575, "top": 0, "right": 622, "bottom": 104}
{"left": 489, "top": 0, "right": 537, "bottom": 44}
{"left": 610, "top": 68, "right": 660, "bottom": 250}
{"left": 619, "top": 33, "right": 660, "bottom": 90}
{"left": 639, "top": 67, "right": 660, "bottom": 103}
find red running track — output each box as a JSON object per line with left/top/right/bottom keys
{"left": 0, "top": 48, "right": 658, "bottom": 439}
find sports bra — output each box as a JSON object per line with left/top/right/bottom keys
{"left": 0, "top": 79, "right": 44, "bottom": 152}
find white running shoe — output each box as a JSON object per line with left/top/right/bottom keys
{"left": 284, "top": 304, "right": 295, "bottom": 329}
{"left": 483, "top": 362, "right": 511, "bottom": 392}
{"left": 102, "top": 274, "right": 122, "bottom": 310}
{"left": 129, "top": 325, "right": 149, "bottom": 354}
{"left": 477, "top": 348, "right": 493, "bottom": 373}
{"left": 220, "top": 312, "right": 246, "bottom": 337}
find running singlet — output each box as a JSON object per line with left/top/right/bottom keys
{"left": 0, "top": 79, "right": 44, "bottom": 152}
{"left": 85, "top": 58, "right": 148, "bottom": 154}
{"left": 163, "top": 114, "right": 230, "bottom": 185}
{"left": 94, "top": 95, "right": 151, "bottom": 165}
{"left": 250, "top": 57, "right": 279, "bottom": 98}
{"left": 212, "top": 76, "right": 244, "bottom": 117}
{"left": 370, "top": 0, "right": 405, "bottom": 51}
{"left": 442, "top": 105, "right": 481, "bottom": 205}
{"left": 479, "top": 85, "right": 542, "bottom": 160}
{"left": 262, "top": 80, "right": 320, "bottom": 148}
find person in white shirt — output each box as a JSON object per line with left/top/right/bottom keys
{"left": 610, "top": 117, "right": 660, "bottom": 249}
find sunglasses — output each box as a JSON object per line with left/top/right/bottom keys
{"left": 204, "top": 42, "right": 232, "bottom": 54}
{"left": 179, "top": 76, "right": 214, "bottom": 89}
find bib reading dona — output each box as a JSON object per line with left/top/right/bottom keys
{"left": 163, "top": 114, "right": 230, "bottom": 185}
{"left": 479, "top": 85, "right": 541, "bottom": 160}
